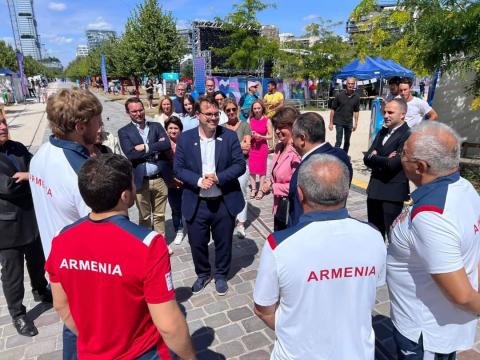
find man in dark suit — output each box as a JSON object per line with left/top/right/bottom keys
{"left": 289, "top": 112, "right": 353, "bottom": 227}
{"left": 363, "top": 98, "right": 410, "bottom": 238}
{"left": 174, "top": 96, "right": 245, "bottom": 296}
{"left": 0, "top": 115, "right": 51, "bottom": 337}
{"left": 118, "top": 98, "right": 171, "bottom": 235}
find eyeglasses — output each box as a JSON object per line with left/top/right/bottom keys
{"left": 225, "top": 108, "right": 237, "bottom": 113}
{"left": 201, "top": 112, "right": 220, "bottom": 118}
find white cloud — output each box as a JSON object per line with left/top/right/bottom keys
{"left": 87, "top": 17, "right": 113, "bottom": 31}
{"left": 303, "top": 14, "right": 319, "bottom": 21}
{"left": 176, "top": 19, "right": 190, "bottom": 30}
{"left": 41, "top": 33, "right": 74, "bottom": 45}
{"left": 48, "top": 2, "right": 67, "bottom": 11}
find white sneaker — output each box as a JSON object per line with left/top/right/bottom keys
{"left": 174, "top": 230, "right": 185, "bottom": 245}
{"left": 235, "top": 225, "right": 246, "bottom": 239}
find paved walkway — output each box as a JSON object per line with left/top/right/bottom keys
{"left": 0, "top": 85, "right": 479, "bottom": 359}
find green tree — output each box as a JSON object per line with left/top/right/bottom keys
{"left": 0, "top": 41, "right": 17, "bottom": 70}
{"left": 213, "top": 0, "right": 279, "bottom": 73}
{"left": 400, "top": 0, "right": 480, "bottom": 108}
{"left": 119, "top": 0, "right": 185, "bottom": 77}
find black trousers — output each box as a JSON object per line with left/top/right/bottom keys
{"left": 367, "top": 198, "right": 404, "bottom": 239}
{"left": 0, "top": 236, "right": 48, "bottom": 319}
{"left": 335, "top": 124, "right": 353, "bottom": 154}
{"left": 187, "top": 198, "right": 235, "bottom": 280}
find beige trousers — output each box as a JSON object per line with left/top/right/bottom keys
{"left": 135, "top": 177, "right": 168, "bottom": 235}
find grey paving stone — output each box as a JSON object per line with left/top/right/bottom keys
{"left": 0, "top": 346, "right": 25, "bottom": 359}
{"left": 234, "top": 282, "right": 253, "bottom": 295}
{"left": 263, "top": 327, "right": 276, "bottom": 341}
{"left": 186, "top": 308, "right": 207, "bottom": 322}
{"left": 227, "top": 294, "right": 251, "bottom": 309}
{"left": 190, "top": 293, "right": 216, "bottom": 308}
{"left": 187, "top": 319, "right": 205, "bottom": 334}
{"left": 204, "top": 300, "right": 229, "bottom": 315}
{"left": 239, "top": 349, "right": 270, "bottom": 360}
{"left": 240, "top": 270, "right": 257, "bottom": 281}
{"left": 37, "top": 349, "right": 62, "bottom": 360}
{"left": 241, "top": 316, "right": 266, "bottom": 333}
{"left": 227, "top": 306, "right": 254, "bottom": 322}
{"left": 24, "top": 337, "right": 56, "bottom": 357}
{"left": 241, "top": 332, "right": 271, "bottom": 351}
{"left": 5, "top": 333, "right": 34, "bottom": 349}
{"left": 215, "top": 323, "right": 244, "bottom": 342}
{"left": 203, "top": 313, "right": 229, "bottom": 328}
{"left": 214, "top": 340, "right": 246, "bottom": 358}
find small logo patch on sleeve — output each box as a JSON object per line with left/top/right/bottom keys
{"left": 165, "top": 272, "right": 173, "bottom": 291}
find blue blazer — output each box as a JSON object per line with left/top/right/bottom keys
{"left": 174, "top": 126, "right": 246, "bottom": 221}
{"left": 118, "top": 121, "right": 171, "bottom": 190}
{"left": 287, "top": 142, "right": 353, "bottom": 227}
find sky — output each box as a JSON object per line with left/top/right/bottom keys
{"left": 0, "top": 0, "right": 362, "bottom": 67}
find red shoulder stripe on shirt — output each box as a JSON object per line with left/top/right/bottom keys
{"left": 267, "top": 234, "right": 277, "bottom": 250}
{"left": 411, "top": 205, "right": 444, "bottom": 220}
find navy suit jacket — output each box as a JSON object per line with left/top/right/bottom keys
{"left": 174, "top": 126, "right": 246, "bottom": 221}
{"left": 287, "top": 142, "right": 353, "bottom": 227}
{"left": 118, "top": 121, "right": 171, "bottom": 190}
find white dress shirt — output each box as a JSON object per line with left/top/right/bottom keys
{"left": 197, "top": 133, "right": 222, "bottom": 198}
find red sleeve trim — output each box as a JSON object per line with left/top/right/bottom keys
{"left": 411, "top": 205, "right": 444, "bottom": 220}
{"left": 267, "top": 234, "right": 277, "bottom": 250}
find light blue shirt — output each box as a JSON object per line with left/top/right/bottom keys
{"left": 132, "top": 121, "right": 160, "bottom": 176}
{"left": 180, "top": 114, "right": 199, "bottom": 132}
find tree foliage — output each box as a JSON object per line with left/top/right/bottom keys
{"left": 64, "top": 0, "right": 185, "bottom": 80}
{"left": 213, "top": 0, "right": 279, "bottom": 73}
{"left": 274, "top": 18, "right": 354, "bottom": 80}
{"left": 0, "top": 40, "right": 57, "bottom": 77}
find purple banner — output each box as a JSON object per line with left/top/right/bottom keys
{"left": 16, "top": 52, "right": 28, "bottom": 97}
{"left": 194, "top": 57, "right": 206, "bottom": 94}
{"left": 101, "top": 53, "right": 108, "bottom": 93}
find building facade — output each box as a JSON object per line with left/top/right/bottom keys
{"left": 6, "top": 0, "right": 42, "bottom": 60}
{"left": 76, "top": 45, "right": 89, "bottom": 57}
{"left": 86, "top": 30, "right": 116, "bottom": 49}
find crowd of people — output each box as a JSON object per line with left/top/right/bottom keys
{"left": 0, "top": 73, "right": 478, "bottom": 360}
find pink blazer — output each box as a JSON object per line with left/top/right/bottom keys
{"left": 270, "top": 143, "right": 300, "bottom": 213}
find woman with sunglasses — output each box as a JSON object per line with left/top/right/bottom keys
{"left": 248, "top": 99, "right": 273, "bottom": 200}
{"left": 261, "top": 107, "right": 301, "bottom": 230}
{"left": 213, "top": 91, "right": 228, "bottom": 125}
{"left": 223, "top": 98, "right": 252, "bottom": 238}
{"left": 179, "top": 94, "right": 199, "bottom": 132}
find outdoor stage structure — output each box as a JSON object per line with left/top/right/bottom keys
{"left": 191, "top": 21, "right": 274, "bottom": 96}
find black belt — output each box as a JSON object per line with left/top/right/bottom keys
{"left": 145, "top": 173, "right": 162, "bottom": 180}
{"left": 200, "top": 196, "right": 223, "bottom": 202}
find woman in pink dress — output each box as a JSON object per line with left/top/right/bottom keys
{"left": 248, "top": 99, "right": 273, "bottom": 200}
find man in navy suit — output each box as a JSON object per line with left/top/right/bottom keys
{"left": 288, "top": 112, "right": 353, "bottom": 227}
{"left": 118, "top": 98, "right": 171, "bottom": 235}
{"left": 174, "top": 96, "right": 245, "bottom": 295}
{"left": 363, "top": 99, "right": 410, "bottom": 239}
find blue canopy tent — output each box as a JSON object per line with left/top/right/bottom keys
{"left": 0, "top": 68, "right": 17, "bottom": 76}
{"left": 334, "top": 56, "right": 415, "bottom": 145}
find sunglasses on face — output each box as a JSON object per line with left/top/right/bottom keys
{"left": 225, "top": 108, "right": 237, "bottom": 113}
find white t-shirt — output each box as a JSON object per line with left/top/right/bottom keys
{"left": 387, "top": 172, "right": 480, "bottom": 354}
{"left": 405, "top": 97, "right": 432, "bottom": 127}
{"left": 30, "top": 136, "right": 91, "bottom": 257}
{"left": 254, "top": 209, "right": 386, "bottom": 360}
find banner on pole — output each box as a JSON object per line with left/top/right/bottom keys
{"left": 101, "top": 53, "right": 108, "bottom": 93}
{"left": 193, "top": 57, "right": 206, "bottom": 95}
{"left": 16, "top": 52, "right": 27, "bottom": 97}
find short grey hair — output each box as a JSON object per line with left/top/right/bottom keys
{"left": 176, "top": 82, "right": 186, "bottom": 90}
{"left": 346, "top": 77, "right": 356, "bottom": 83}
{"left": 298, "top": 154, "right": 350, "bottom": 207}
{"left": 409, "top": 122, "right": 461, "bottom": 175}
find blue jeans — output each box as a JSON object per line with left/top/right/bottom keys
{"left": 393, "top": 327, "right": 456, "bottom": 360}
{"left": 167, "top": 188, "right": 183, "bottom": 232}
{"left": 136, "top": 346, "right": 160, "bottom": 360}
{"left": 334, "top": 124, "right": 353, "bottom": 154}
{"left": 63, "top": 325, "right": 77, "bottom": 360}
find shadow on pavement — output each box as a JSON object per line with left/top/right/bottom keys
{"left": 227, "top": 237, "right": 259, "bottom": 281}
{"left": 175, "top": 286, "right": 193, "bottom": 304}
{"left": 27, "top": 302, "right": 53, "bottom": 321}
{"left": 192, "top": 327, "right": 225, "bottom": 360}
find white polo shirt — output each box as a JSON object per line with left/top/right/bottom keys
{"left": 30, "top": 136, "right": 91, "bottom": 257}
{"left": 405, "top": 97, "right": 432, "bottom": 127}
{"left": 254, "top": 209, "right": 386, "bottom": 360}
{"left": 387, "top": 172, "right": 480, "bottom": 354}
